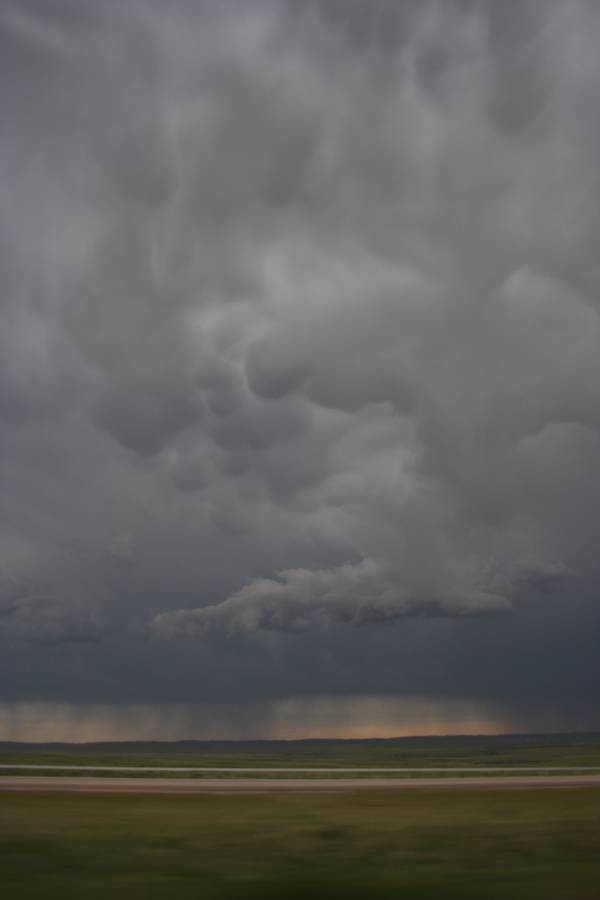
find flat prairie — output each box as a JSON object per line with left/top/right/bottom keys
{"left": 2, "top": 787, "right": 600, "bottom": 899}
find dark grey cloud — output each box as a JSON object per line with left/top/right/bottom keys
{"left": 1, "top": 0, "right": 600, "bottom": 735}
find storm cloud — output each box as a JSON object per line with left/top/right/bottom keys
{"left": 1, "top": 0, "right": 600, "bottom": 736}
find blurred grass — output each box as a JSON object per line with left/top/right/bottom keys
{"left": 2, "top": 788, "right": 600, "bottom": 898}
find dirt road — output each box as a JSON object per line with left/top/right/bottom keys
{"left": 2, "top": 774, "right": 600, "bottom": 793}
{"left": 3, "top": 765, "right": 600, "bottom": 773}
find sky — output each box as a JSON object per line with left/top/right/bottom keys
{"left": 1, "top": 0, "right": 600, "bottom": 741}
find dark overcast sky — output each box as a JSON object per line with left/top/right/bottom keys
{"left": 1, "top": 0, "right": 600, "bottom": 740}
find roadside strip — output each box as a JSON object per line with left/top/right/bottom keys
{"left": 3, "top": 774, "right": 600, "bottom": 793}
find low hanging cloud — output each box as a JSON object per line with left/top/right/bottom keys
{"left": 152, "top": 558, "right": 511, "bottom": 635}
{"left": 152, "top": 554, "right": 572, "bottom": 636}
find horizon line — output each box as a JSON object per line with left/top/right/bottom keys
{"left": 2, "top": 730, "right": 600, "bottom": 747}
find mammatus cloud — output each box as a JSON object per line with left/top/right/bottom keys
{"left": 1, "top": 0, "right": 599, "bottom": 731}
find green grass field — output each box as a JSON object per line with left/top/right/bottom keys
{"left": 2, "top": 788, "right": 600, "bottom": 899}
{"left": 2, "top": 734, "right": 600, "bottom": 769}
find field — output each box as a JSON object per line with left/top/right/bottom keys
{"left": 2, "top": 788, "right": 600, "bottom": 899}
{"left": 2, "top": 733, "right": 600, "bottom": 771}
{"left": 3, "top": 737, "right": 600, "bottom": 898}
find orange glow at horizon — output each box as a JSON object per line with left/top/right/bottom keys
{"left": 0, "top": 695, "right": 584, "bottom": 743}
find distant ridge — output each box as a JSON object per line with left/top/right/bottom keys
{"left": 1, "top": 733, "right": 599, "bottom": 751}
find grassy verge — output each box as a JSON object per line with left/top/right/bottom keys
{"left": 1, "top": 767, "right": 599, "bottom": 779}
{"left": 1, "top": 788, "right": 600, "bottom": 899}
{"left": 2, "top": 734, "right": 600, "bottom": 769}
